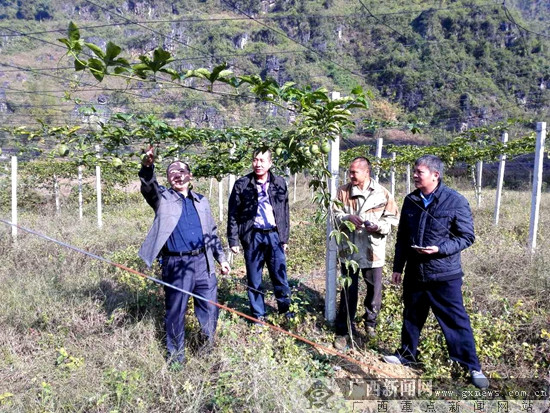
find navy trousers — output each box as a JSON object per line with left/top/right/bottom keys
{"left": 161, "top": 253, "right": 218, "bottom": 362}
{"left": 335, "top": 266, "right": 383, "bottom": 334}
{"left": 398, "top": 276, "right": 481, "bottom": 371}
{"left": 243, "top": 230, "right": 291, "bottom": 318}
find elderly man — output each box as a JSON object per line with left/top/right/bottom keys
{"left": 334, "top": 156, "right": 399, "bottom": 338}
{"left": 227, "top": 148, "right": 291, "bottom": 322}
{"left": 139, "top": 146, "right": 230, "bottom": 365}
{"left": 385, "top": 154, "right": 489, "bottom": 389}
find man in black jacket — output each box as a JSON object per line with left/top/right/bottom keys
{"left": 384, "top": 155, "right": 489, "bottom": 389}
{"left": 227, "top": 148, "right": 291, "bottom": 321}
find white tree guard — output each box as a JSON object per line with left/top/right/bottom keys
{"left": 528, "top": 122, "right": 546, "bottom": 253}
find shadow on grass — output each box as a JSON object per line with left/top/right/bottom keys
{"left": 92, "top": 278, "right": 165, "bottom": 348}
{"left": 87, "top": 268, "right": 338, "bottom": 367}
{"left": 217, "top": 273, "right": 326, "bottom": 323}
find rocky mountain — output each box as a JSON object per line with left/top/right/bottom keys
{"left": 0, "top": 0, "right": 548, "bottom": 139}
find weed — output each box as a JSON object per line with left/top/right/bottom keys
{"left": 0, "top": 185, "right": 548, "bottom": 410}
{"left": 104, "top": 368, "right": 143, "bottom": 409}
{"left": 55, "top": 347, "right": 84, "bottom": 372}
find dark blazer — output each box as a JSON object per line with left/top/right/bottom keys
{"left": 393, "top": 182, "right": 475, "bottom": 282}
{"left": 227, "top": 171, "right": 289, "bottom": 247}
{"left": 138, "top": 165, "right": 226, "bottom": 271}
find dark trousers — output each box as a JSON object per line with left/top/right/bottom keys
{"left": 398, "top": 276, "right": 481, "bottom": 371}
{"left": 243, "top": 230, "right": 291, "bottom": 318}
{"left": 335, "top": 265, "right": 383, "bottom": 334}
{"left": 161, "top": 253, "right": 218, "bottom": 362}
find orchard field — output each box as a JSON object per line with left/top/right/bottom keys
{"left": 0, "top": 19, "right": 548, "bottom": 411}
{"left": 0, "top": 167, "right": 548, "bottom": 411}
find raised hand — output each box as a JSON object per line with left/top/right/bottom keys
{"left": 141, "top": 144, "right": 155, "bottom": 167}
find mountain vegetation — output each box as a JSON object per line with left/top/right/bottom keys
{"left": 1, "top": 2, "right": 549, "bottom": 410}
{"left": 0, "top": 0, "right": 549, "bottom": 143}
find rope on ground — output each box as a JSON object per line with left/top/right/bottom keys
{"left": 0, "top": 218, "right": 403, "bottom": 379}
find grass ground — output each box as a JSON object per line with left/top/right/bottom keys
{"left": 0, "top": 175, "right": 548, "bottom": 411}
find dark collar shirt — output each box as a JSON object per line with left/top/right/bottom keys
{"left": 165, "top": 192, "right": 204, "bottom": 252}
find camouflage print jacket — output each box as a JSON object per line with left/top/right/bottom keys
{"left": 333, "top": 179, "right": 399, "bottom": 269}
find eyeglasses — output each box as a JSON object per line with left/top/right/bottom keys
{"left": 168, "top": 168, "right": 189, "bottom": 176}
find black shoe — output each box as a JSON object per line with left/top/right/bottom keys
{"left": 285, "top": 311, "right": 295, "bottom": 320}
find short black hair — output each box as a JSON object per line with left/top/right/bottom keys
{"left": 253, "top": 148, "right": 272, "bottom": 160}
{"left": 350, "top": 156, "right": 371, "bottom": 170}
{"left": 166, "top": 160, "right": 191, "bottom": 174}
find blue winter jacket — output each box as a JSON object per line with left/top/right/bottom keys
{"left": 392, "top": 182, "right": 475, "bottom": 282}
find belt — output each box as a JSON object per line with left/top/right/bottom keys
{"left": 163, "top": 247, "right": 205, "bottom": 257}
{"left": 253, "top": 227, "right": 277, "bottom": 233}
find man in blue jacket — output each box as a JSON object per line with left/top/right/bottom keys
{"left": 139, "top": 146, "right": 230, "bottom": 365}
{"left": 384, "top": 155, "right": 489, "bottom": 389}
{"left": 227, "top": 148, "right": 291, "bottom": 322}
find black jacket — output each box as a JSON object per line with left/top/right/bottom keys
{"left": 393, "top": 182, "right": 475, "bottom": 282}
{"left": 227, "top": 171, "right": 289, "bottom": 247}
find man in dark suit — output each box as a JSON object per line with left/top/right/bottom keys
{"left": 227, "top": 148, "right": 291, "bottom": 322}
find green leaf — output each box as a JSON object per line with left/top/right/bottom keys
{"left": 346, "top": 240, "right": 359, "bottom": 254}
{"left": 68, "top": 22, "right": 80, "bottom": 42}
{"left": 85, "top": 43, "right": 105, "bottom": 59}
{"left": 114, "top": 58, "right": 130, "bottom": 66}
{"left": 187, "top": 68, "right": 210, "bottom": 79}
{"left": 74, "top": 58, "right": 87, "bottom": 71}
{"left": 153, "top": 47, "right": 172, "bottom": 64}
{"left": 105, "top": 42, "right": 122, "bottom": 61}
{"left": 66, "top": 126, "right": 81, "bottom": 135}
{"left": 351, "top": 85, "right": 363, "bottom": 95}
{"left": 238, "top": 75, "right": 262, "bottom": 85}
{"left": 58, "top": 38, "right": 70, "bottom": 48}
{"left": 160, "top": 68, "right": 181, "bottom": 80}
{"left": 132, "top": 63, "right": 149, "bottom": 71}
{"left": 339, "top": 274, "right": 352, "bottom": 288}
{"left": 281, "top": 81, "right": 297, "bottom": 90}
{"left": 210, "top": 63, "right": 228, "bottom": 79}
{"left": 87, "top": 58, "right": 105, "bottom": 81}
{"left": 137, "top": 55, "right": 151, "bottom": 65}
{"left": 217, "top": 69, "right": 233, "bottom": 79}
{"left": 113, "top": 67, "right": 128, "bottom": 75}
{"left": 342, "top": 220, "right": 356, "bottom": 232}
{"left": 79, "top": 106, "right": 97, "bottom": 115}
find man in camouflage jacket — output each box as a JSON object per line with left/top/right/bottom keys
{"left": 333, "top": 157, "right": 399, "bottom": 337}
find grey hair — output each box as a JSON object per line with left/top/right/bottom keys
{"left": 415, "top": 155, "right": 444, "bottom": 180}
